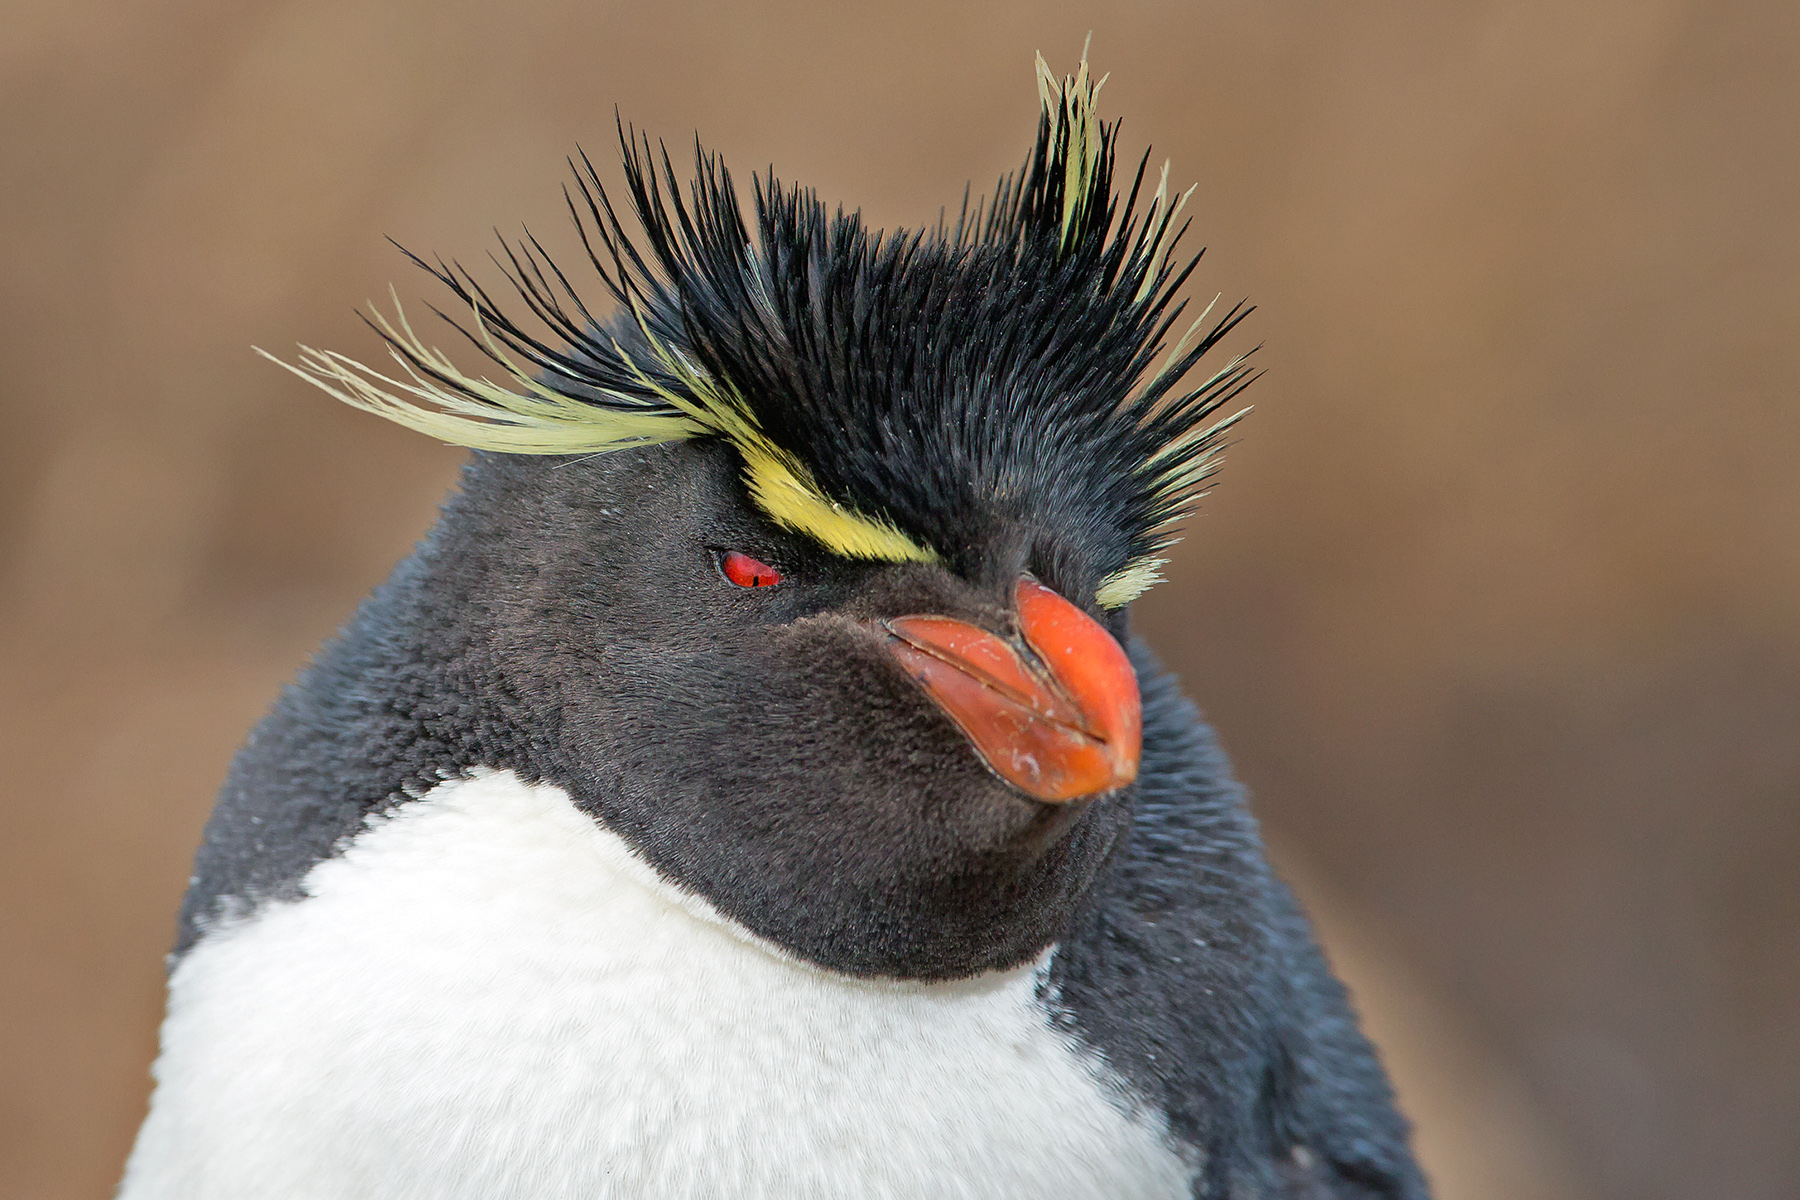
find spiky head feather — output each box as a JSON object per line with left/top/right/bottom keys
{"left": 264, "top": 51, "right": 1255, "bottom": 606}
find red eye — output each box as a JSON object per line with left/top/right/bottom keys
{"left": 720, "top": 550, "right": 782, "bottom": 588}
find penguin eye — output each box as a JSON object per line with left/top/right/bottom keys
{"left": 719, "top": 550, "right": 783, "bottom": 588}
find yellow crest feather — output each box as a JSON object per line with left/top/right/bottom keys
{"left": 1096, "top": 556, "right": 1169, "bottom": 609}
{"left": 262, "top": 289, "right": 936, "bottom": 563}
{"left": 1035, "top": 40, "right": 1108, "bottom": 246}
{"left": 257, "top": 289, "right": 703, "bottom": 454}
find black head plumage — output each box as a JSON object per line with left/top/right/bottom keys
{"left": 272, "top": 54, "right": 1255, "bottom": 607}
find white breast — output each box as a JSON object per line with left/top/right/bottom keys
{"left": 121, "top": 769, "right": 1195, "bottom": 1200}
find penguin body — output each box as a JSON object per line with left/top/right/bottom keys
{"left": 126, "top": 770, "right": 1195, "bottom": 1199}
{"left": 123, "top": 55, "right": 1429, "bottom": 1200}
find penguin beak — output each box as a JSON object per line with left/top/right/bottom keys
{"left": 882, "top": 577, "right": 1142, "bottom": 803}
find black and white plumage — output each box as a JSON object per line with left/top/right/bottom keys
{"left": 121, "top": 54, "right": 1429, "bottom": 1200}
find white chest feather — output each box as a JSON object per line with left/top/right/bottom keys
{"left": 121, "top": 770, "right": 1195, "bottom": 1200}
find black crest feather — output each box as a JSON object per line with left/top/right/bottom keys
{"left": 265, "top": 54, "right": 1257, "bottom": 603}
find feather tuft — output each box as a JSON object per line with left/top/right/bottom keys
{"left": 263, "top": 49, "right": 1252, "bottom": 597}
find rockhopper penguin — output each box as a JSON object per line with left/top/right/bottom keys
{"left": 120, "top": 54, "right": 1430, "bottom": 1200}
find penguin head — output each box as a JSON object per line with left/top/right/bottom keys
{"left": 268, "top": 53, "right": 1253, "bottom": 980}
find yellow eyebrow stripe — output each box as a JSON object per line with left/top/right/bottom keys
{"left": 740, "top": 445, "right": 937, "bottom": 564}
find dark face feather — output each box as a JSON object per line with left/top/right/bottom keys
{"left": 405, "top": 441, "right": 1137, "bottom": 978}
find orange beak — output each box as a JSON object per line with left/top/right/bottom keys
{"left": 882, "top": 577, "right": 1142, "bottom": 803}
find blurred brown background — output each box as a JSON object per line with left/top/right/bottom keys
{"left": 4, "top": 1, "right": 1796, "bottom": 1197}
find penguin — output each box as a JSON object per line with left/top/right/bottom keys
{"left": 119, "top": 53, "right": 1430, "bottom": 1200}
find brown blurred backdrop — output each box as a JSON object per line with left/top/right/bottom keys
{"left": 4, "top": 2, "right": 1796, "bottom": 1198}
